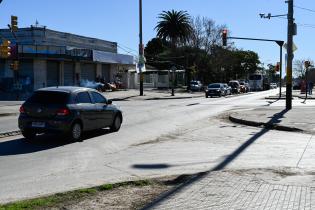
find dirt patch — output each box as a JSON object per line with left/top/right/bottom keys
{"left": 57, "top": 184, "right": 170, "bottom": 210}
{"left": 1, "top": 177, "right": 185, "bottom": 210}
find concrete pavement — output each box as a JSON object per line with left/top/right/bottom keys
{"left": 144, "top": 92, "right": 315, "bottom": 209}
{"left": 3, "top": 88, "right": 315, "bottom": 209}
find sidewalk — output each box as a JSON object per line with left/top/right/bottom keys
{"left": 145, "top": 100, "right": 315, "bottom": 209}
{"left": 148, "top": 169, "right": 315, "bottom": 209}
{"left": 0, "top": 89, "right": 204, "bottom": 117}
{"left": 229, "top": 106, "right": 315, "bottom": 134}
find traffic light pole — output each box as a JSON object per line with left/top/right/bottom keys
{"left": 286, "top": 0, "right": 294, "bottom": 110}
{"left": 139, "top": 0, "right": 144, "bottom": 96}
{"left": 228, "top": 36, "right": 284, "bottom": 95}
{"left": 277, "top": 41, "right": 284, "bottom": 98}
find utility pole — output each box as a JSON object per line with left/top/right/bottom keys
{"left": 139, "top": 0, "right": 144, "bottom": 96}
{"left": 286, "top": 0, "right": 294, "bottom": 110}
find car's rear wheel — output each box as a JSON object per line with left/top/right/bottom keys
{"left": 21, "top": 129, "right": 36, "bottom": 140}
{"left": 70, "top": 122, "right": 82, "bottom": 141}
{"left": 110, "top": 115, "right": 122, "bottom": 132}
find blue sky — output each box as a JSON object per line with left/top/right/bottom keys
{"left": 1, "top": 0, "right": 315, "bottom": 75}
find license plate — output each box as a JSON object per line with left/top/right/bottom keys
{"left": 31, "top": 122, "right": 45, "bottom": 128}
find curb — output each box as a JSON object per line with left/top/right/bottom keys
{"left": 0, "top": 113, "right": 18, "bottom": 117}
{"left": 0, "top": 130, "right": 21, "bottom": 138}
{"left": 265, "top": 97, "right": 287, "bottom": 100}
{"left": 145, "top": 95, "right": 203, "bottom": 100}
{"left": 110, "top": 95, "right": 203, "bottom": 101}
{"left": 110, "top": 95, "right": 139, "bottom": 101}
{"left": 229, "top": 114, "right": 303, "bottom": 133}
{"left": 298, "top": 96, "right": 315, "bottom": 100}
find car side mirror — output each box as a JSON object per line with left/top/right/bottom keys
{"left": 107, "top": 99, "right": 112, "bottom": 105}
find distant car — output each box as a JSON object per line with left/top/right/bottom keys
{"left": 205, "top": 83, "right": 225, "bottom": 98}
{"left": 18, "top": 86, "right": 123, "bottom": 141}
{"left": 244, "top": 82, "right": 250, "bottom": 92}
{"left": 80, "top": 80, "right": 105, "bottom": 92}
{"left": 239, "top": 81, "right": 249, "bottom": 93}
{"left": 270, "top": 83, "right": 277, "bottom": 89}
{"left": 190, "top": 80, "right": 203, "bottom": 91}
{"left": 222, "top": 83, "right": 232, "bottom": 95}
{"left": 228, "top": 80, "right": 240, "bottom": 94}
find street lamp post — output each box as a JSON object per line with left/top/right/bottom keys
{"left": 276, "top": 41, "right": 284, "bottom": 98}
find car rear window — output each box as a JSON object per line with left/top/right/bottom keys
{"left": 208, "top": 84, "right": 220, "bottom": 88}
{"left": 27, "top": 91, "right": 69, "bottom": 104}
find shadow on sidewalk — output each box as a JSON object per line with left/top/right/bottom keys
{"left": 142, "top": 108, "right": 289, "bottom": 209}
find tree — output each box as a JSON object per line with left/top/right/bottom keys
{"left": 188, "top": 16, "right": 228, "bottom": 52}
{"left": 294, "top": 59, "right": 306, "bottom": 79}
{"left": 145, "top": 38, "right": 167, "bottom": 58}
{"left": 155, "top": 10, "right": 193, "bottom": 48}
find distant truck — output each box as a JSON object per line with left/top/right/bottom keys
{"left": 248, "top": 74, "right": 263, "bottom": 91}
{"left": 248, "top": 73, "right": 271, "bottom": 91}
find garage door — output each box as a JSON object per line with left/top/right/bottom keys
{"left": 81, "top": 63, "right": 96, "bottom": 82}
{"left": 47, "top": 61, "right": 59, "bottom": 87}
{"left": 102, "top": 64, "right": 111, "bottom": 82}
{"left": 64, "top": 62, "right": 74, "bottom": 86}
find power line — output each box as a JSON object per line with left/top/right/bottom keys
{"left": 296, "top": 23, "right": 315, "bottom": 29}
{"left": 118, "top": 43, "right": 138, "bottom": 53}
{"left": 117, "top": 45, "right": 137, "bottom": 57}
{"left": 272, "top": 16, "right": 315, "bottom": 29}
{"left": 294, "top": 5, "right": 315, "bottom": 13}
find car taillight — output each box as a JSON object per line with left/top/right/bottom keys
{"left": 56, "top": 108, "right": 70, "bottom": 116}
{"left": 19, "top": 106, "right": 25, "bottom": 113}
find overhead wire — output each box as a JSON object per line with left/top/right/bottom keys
{"left": 294, "top": 5, "right": 315, "bottom": 13}
{"left": 117, "top": 44, "right": 137, "bottom": 57}
{"left": 118, "top": 43, "right": 138, "bottom": 53}
{"left": 272, "top": 13, "right": 315, "bottom": 29}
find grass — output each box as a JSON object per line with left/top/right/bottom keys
{"left": 0, "top": 179, "right": 153, "bottom": 210}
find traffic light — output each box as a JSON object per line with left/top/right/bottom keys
{"left": 222, "top": 29, "right": 228, "bottom": 46}
{"left": 11, "top": 16, "right": 18, "bottom": 32}
{"left": 10, "top": 60, "right": 19, "bottom": 70}
{"left": 275, "top": 62, "right": 280, "bottom": 72}
{"left": 0, "top": 40, "right": 11, "bottom": 58}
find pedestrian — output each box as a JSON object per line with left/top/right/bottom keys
{"left": 309, "top": 82, "right": 314, "bottom": 95}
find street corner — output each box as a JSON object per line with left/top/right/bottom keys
{"left": 228, "top": 107, "right": 304, "bottom": 133}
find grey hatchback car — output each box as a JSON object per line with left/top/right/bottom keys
{"left": 18, "top": 86, "right": 123, "bottom": 141}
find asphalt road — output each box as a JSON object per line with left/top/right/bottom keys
{"left": 0, "top": 115, "right": 18, "bottom": 133}
{"left": 3, "top": 89, "right": 309, "bottom": 204}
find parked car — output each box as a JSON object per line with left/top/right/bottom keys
{"left": 240, "top": 81, "right": 249, "bottom": 93}
{"left": 18, "top": 86, "right": 123, "bottom": 141}
{"left": 80, "top": 79, "right": 105, "bottom": 92}
{"left": 228, "top": 80, "right": 240, "bottom": 94}
{"left": 244, "top": 82, "right": 251, "bottom": 92}
{"left": 190, "top": 80, "right": 203, "bottom": 91}
{"left": 205, "top": 83, "right": 225, "bottom": 98}
{"left": 270, "top": 83, "right": 277, "bottom": 89}
{"left": 222, "top": 83, "right": 232, "bottom": 95}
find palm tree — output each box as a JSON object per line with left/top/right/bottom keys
{"left": 155, "top": 10, "right": 192, "bottom": 48}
